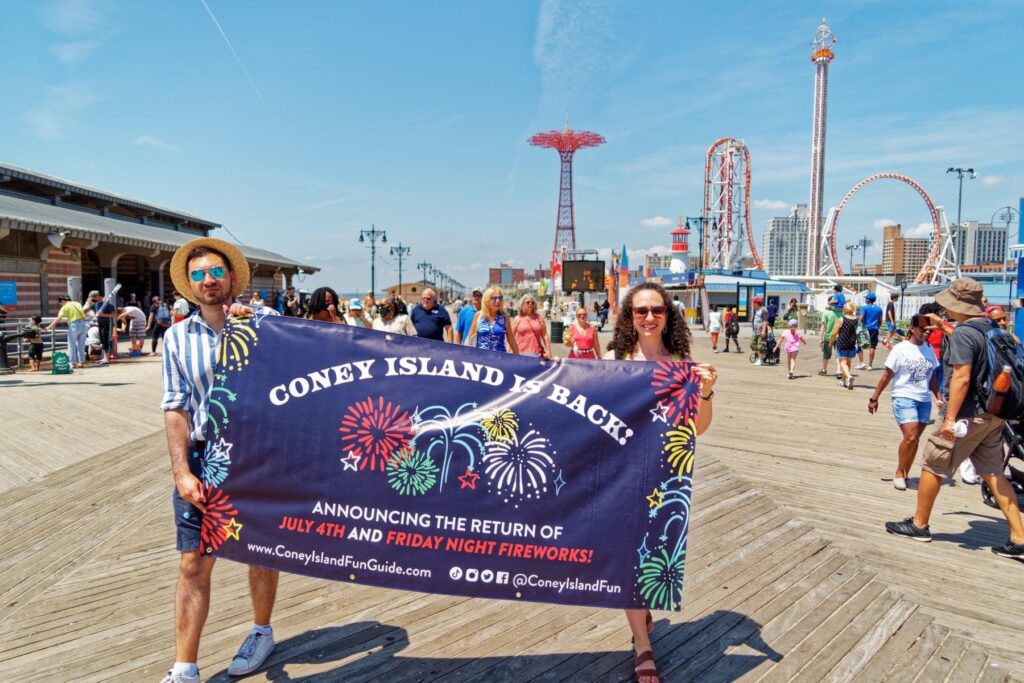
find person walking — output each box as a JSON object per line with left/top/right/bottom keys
{"left": 512, "top": 294, "right": 552, "bottom": 358}
{"left": 885, "top": 278, "right": 1024, "bottom": 561}
{"left": 780, "top": 319, "right": 806, "bottom": 379}
{"left": 829, "top": 301, "right": 859, "bottom": 389}
{"left": 783, "top": 298, "right": 799, "bottom": 322}
{"left": 454, "top": 289, "right": 482, "bottom": 344}
{"left": 46, "top": 294, "right": 87, "bottom": 369}
{"left": 160, "top": 237, "right": 282, "bottom": 682}
{"left": 707, "top": 304, "right": 722, "bottom": 353}
{"left": 818, "top": 296, "right": 840, "bottom": 377}
{"left": 565, "top": 306, "right": 599, "bottom": 359}
{"left": 857, "top": 292, "right": 884, "bottom": 370}
{"left": 372, "top": 295, "right": 417, "bottom": 335}
{"left": 147, "top": 296, "right": 173, "bottom": 355}
{"left": 410, "top": 288, "right": 452, "bottom": 341}
{"left": 750, "top": 297, "right": 767, "bottom": 365}
{"left": 722, "top": 305, "right": 741, "bottom": 353}
{"left": 883, "top": 293, "right": 902, "bottom": 349}
{"left": 603, "top": 282, "right": 717, "bottom": 683}
{"left": 868, "top": 314, "right": 943, "bottom": 490}
{"left": 466, "top": 286, "right": 518, "bottom": 353}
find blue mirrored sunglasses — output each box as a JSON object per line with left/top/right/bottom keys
{"left": 189, "top": 266, "right": 227, "bottom": 282}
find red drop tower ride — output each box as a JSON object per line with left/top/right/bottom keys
{"left": 529, "top": 124, "right": 605, "bottom": 277}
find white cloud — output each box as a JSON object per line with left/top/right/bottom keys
{"left": 301, "top": 197, "right": 346, "bottom": 211}
{"left": 134, "top": 136, "right": 181, "bottom": 153}
{"left": 42, "top": 0, "right": 103, "bottom": 35}
{"left": 753, "top": 199, "right": 789, "bottom": 210}
{"left": 640, "top": 215, "right": 672, "bottom": 228}
{"left": 981, "top": 174, "right": 1007, "bottom": 187}
{"left": 24, "top": 81, "right": 99, "bottom": 140}
{"left": 51, "top": 40, "right": 100, "bottom": 64}
{"left": 906, "top": 222, "right": 936, "bottom": 238}
{"left": 872, "top": 218, "right": 897, "bottom": 229}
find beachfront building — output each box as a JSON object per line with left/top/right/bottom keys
{"left": 952, "top": 221, "right": 1008, "bottom": 267}
{"left": 0, "top": 162, "right": 317, "bottom": 316}
{"left": 881, "top": 224, "right": 929, "bottom": 277}
{"left": 762, "top": 204, "right": 809, "bottom": 277}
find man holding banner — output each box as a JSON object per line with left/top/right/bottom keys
{"left": 159, "top": 237, "right": 280, "bottom": 683}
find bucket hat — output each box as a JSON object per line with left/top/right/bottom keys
{"left": 935, "top": 278, "right": 985, "bottom": 317}
{"left": 170, "top": 237, "right": 250, "bottom": 305}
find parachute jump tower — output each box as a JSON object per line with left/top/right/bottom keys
{"left": 806, "top": 19, "right": 836, "bottom": 276}
{"left": 529, "top": 124, "right": 606, "bottom": 280}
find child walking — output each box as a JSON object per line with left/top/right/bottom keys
{"left": 780, "top": 318, "right": 806, "bottom": 380}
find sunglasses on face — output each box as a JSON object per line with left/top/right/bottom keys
{"left": 189, "top": 266, "right": 227, "bottom": 282}
{"left": 491, "top": 296, "right": 504, "bottom": 301}
{"left": 633, "top": 305, "right": 667, "bottom": 318}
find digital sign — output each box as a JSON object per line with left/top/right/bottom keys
{"left": 561, "top": 260, "right": 606, "bottom": 293}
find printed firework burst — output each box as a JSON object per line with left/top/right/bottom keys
{"left": 650, "top": 361, "right": 700, "bottom": 426}
{"left": 339, "top": 396, "right": 414, "bottom": 471}
{"left": 663, "top": 420, "right": 697, "bottom": 479}
{"left": 218, "top": 317, "right": 259, "bottom": 371}
{"left": 202, "top": 439, "right": 232, "bottom": 487}
{"left": 481, "top": 428, "right": 556, "bottom": 506}
{"left": 200, "top": 484, "right": 238, "bottom": 553}
{"left": 637, "top": 546, "right": 684, "bottom": 611}
{"left": 387, "top": 448, "right": 440, "bottom": 496}
{"left": 480, "top": 408, "right": 518, "bottom": 443}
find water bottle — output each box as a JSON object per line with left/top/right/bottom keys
{"left": 986, "top": 365, "right": 1013, "bottom": 415}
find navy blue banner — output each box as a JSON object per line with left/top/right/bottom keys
{"left": 204, "top": 313, "right": 698, "bottom": 610}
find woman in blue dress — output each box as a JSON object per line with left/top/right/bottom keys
{"left": 467, "top": 286, "right": 518, "bottom": 353}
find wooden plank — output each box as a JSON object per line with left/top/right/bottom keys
{"left": 848, "top": 608, "right": 933, "bottom": 683}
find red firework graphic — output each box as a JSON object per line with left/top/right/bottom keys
{"left": 651, "top": 361, "right": 701, "bottom": 426}
{"left": 339, "top": 396, "right": 414, "bottom": 471}
{"left": 200, "top": 484, "right": 238, "bottom": 553}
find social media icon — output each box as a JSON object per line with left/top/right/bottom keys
{"left": 449, "top": 566, "right": 463, "bottom": 580}
{"left": 480, "top": 570, "right": 494, "bottom": 583}
{"left": 496, "top": 571, "right": 509, "bottom": 585}
{"left": 466, "top": 568, "right": 479, "bottom": 582}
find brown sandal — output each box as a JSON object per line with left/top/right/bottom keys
{"left": 634, "top": 649, "right": 660, "bottom": 683}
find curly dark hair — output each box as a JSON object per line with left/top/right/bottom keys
{"left": 607, "top": 282, "right": 692, "bottom": 360}
{"left": 307, "top": 287, "right": 339, "bottom": 317}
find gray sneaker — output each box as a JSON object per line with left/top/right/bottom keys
{"left": 228, "top": 630, "right": 275, "bottom": 676}
{"left": 160, "top": 671, "right": 199, "bottom": 683}
{"left": 885, "top": 517, "right": 931, "bottom": 542}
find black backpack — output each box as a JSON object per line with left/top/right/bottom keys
{"left": 963, "top": 319, "right": 1024, "bottom": 420}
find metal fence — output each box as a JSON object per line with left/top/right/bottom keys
{"left": 1, "top": 316, "right": 68, "bottom": 368}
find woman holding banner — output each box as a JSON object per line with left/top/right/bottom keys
{"left": 604, "top": 282, "right": 718, "bottom": 683}
{"left": 466, "top": 286, "right": 519, "bottom": 354}
{"left": 512, "top": 294, "right": 551, "bottom": 358}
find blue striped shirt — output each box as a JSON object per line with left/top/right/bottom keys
{"left": 161, "top": 305, "right": 278, "bottom": 441}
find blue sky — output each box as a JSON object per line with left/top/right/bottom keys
{"left": 3, "top": 0, "right": 1023, "bottom": 291}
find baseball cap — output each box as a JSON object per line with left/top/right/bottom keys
{"left": 349, "top": 298, "right": 363, "bottom": 310}
{"left": 865, "top": 292, "right": 876, "bottom": 301}
{"left": 753, "top": 296, "right": 763, "bottom": 304}
{"left": 472, "top": 289, "right": 483, "bottom": 297}
{"left": 789, "top": 319, "right": 798, "bottom": 326}
{"left": 87, "top": 290, "right": 100, "bottom": 298}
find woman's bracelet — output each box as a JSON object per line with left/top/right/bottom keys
{"left": 700, "top": 390, "right": 714, "bottom": 401}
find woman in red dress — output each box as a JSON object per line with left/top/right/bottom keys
{"left": 565, "top": 307, "right": 599, "bottom": 359}
{"left": 512, "top": 295, "right": 552, "bottom": 358}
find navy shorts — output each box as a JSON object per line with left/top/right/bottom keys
{"left": 867, "top": 329, "right": 879, "bottom": 349}
{"left": 172, "top": 440, "right": 206, "bottom": 552}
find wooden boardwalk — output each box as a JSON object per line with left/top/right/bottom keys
{"left": 2, "top": 329, "right": 1024, "bottom": 682}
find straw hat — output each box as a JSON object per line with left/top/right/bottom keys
{"left": 935, "top": 277, "right": 985, "bottom": 317}
{"left": 170, "top": 237, "right": 250, "bottom": 305}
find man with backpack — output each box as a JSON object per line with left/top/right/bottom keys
{"left": 723, "top": 305, "right": 741, "bottom": 353}
{"left": 147, "top": 295, "right": 173, "bottom": 355}
{"left": 885, "top": 278, "right": 1024, "bottom": 560}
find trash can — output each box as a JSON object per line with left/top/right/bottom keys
{"left": 550, "top": 321, "right": 564, "bottom": 344}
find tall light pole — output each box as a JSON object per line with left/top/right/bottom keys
{"left": 845, "top": 243, "right": 860, "bottom": 274}
{"left": 389, "top": 242, "right": 411, "bottom": 293}
{"left": 947, "top": 167, "right": 976, "bottom": 267}
{"left": 857, "top": 236, "right": 873, "bottom": 273}
{"left": 358, "top": 225, "right": 387, "bottom": 297}
{"left": 686, "top": 216, "right": 710, "bottom": 271}
{"left": 417, "top": 261, "right": 432, "bottom": 289}
{"left": 994, "top": 206, "right": 1021, "bottom": 284}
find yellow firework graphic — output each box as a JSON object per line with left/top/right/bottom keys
{"left": 663, "top": 420, "right": 696, "bottom": 479}
{"left": 218, "top": 317, "right": 259, "bottom": 371}
{"left": 481, "top": 409, "right": 518, "bottom": 443}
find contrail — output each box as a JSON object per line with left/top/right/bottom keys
{"left": 198, "top": 0, "right": 268, "bottom": 108}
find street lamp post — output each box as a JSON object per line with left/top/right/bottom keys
{"left": 389, "top": 242, "right": 411, "bottom": 293}
{"left": 358, "top": 224, "right": 387, "bottom": 298}
{"left": 417, "top": 261, "right": 432, "bottom": 290}
{"left": 686, "top": 216, "right": 710, "bottom": 271}
{"left": 845, "top": 243, "right": 860, "bottom": 274}
{"left": 946, "top": 167, "right": 976, "bottom": 267}
{"left": 993, "top": 206, "right": 1021, "bottom": 284}
{"left": 857, "top": 237, "right": 873, "bottom": 274}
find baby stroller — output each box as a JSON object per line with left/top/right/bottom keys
{"left": 750, "top": 330, "right": 780, "bottom": 366}
{"left": 981, "top": 419, "right": 1024, "bottom": 509}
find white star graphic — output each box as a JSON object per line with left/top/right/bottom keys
{"left": 650, "top": 401, "right": 670, "bottom": 424}
{"left": 209, "top": 438, "right": 234, "bottom": 461}
{"left": 341, "top": 451, "right": 361, "bottom": 471}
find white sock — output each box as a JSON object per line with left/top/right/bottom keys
{"left": 171, "top": 662, "right": 199, "bottom": 677}
{"left": 252, "top": 623, "right": 273, "bottom": 637}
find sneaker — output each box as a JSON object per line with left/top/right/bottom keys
{"left": 885, "top": 517, "right": 931, "bottom": 542}
{"left": 866, "top": 365, "right": 874, "bottom": 371}
{"left": 855, "top": 362, "right": 868, "bottom": 370}
{"left": 848, "top": 377, "right": 855, "bottom": 390}
{"left": 960, "top": 459, "right": 980, "bottom": 485}
{"left": 736, "top": 349, "right": 743, "bottom": 354}
{"left": 712, "top": 349, "right": 719, "bottom": 354}
{"left": 818, "top": 369, "right": 828, "bottom": 376}
{"left": 228, "top": 630, "right": 275, "bottom": 676}
{"left": 754, "top": 359, "right": 763, "bottom": 366}
{"left": 95, "top": 358, "right": 108, "bottom": 366}
{"left": 894, "top": 477, "right": 907, "bottom": 491}
{"left": 160, "top": 671, "right": 199, "bottom": 683}
{"left": 788, "top": 372, "right": 794, "bottom": 380}
{"left": 883, "top": 342, "right": 893, "bottom": 350}
{"left": 992, "top": 541, "right": 1024, "bottom": 561}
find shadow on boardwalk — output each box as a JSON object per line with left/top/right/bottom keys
{"left": 206, "top": 614, "right": 781, "bottom": 682}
